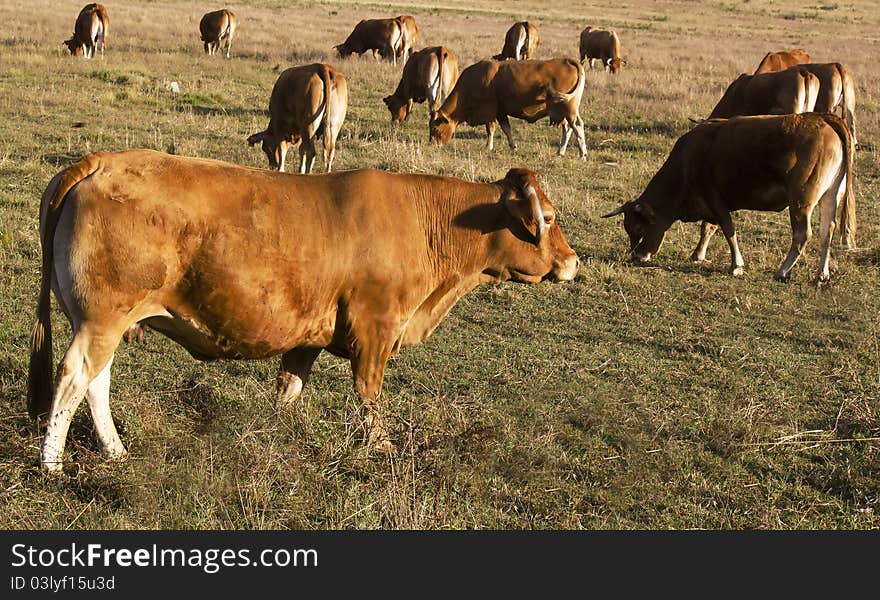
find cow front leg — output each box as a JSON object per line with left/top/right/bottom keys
{"left": 690, "top": 221, "right": 719, "bottom": 262}
{"left": 277, "top": 348, "right": 321, "bottom": 408}
{"left": 498, "top": 115, "right": 517, "bottom": 152}
{"left": 485, "top": 122, "right": 496, "bottom": 151}
{"left": 717, "top": 212, "right": 745, "bottom": 276}
{"left": 351, "top": 345, "right": 395, "bottom": 453}
{"left": 775, "top": 209, "right": 812, "bottom": 282}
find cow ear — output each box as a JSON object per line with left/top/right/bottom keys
{"left": 632, "top": 202, "right": 656, "bottom": 223}
{"left": 501, "top": 169, "right": 548, "bottom": 244}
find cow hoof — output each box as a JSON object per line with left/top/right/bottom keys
{"left": 690, "top": 254, "right": 708, "bottom": 264}
{"left": 814, "top": 274, "right": 831, "bottom": 287}
{"left": 105, "top": 447, "right": 128, "bottom": 462}
{"left": 730, "top": 266, "right": 744, "bottom": 277}
{"left": 41, "top": 461, "right": 65, "bottom": 476}
{"left": 773, "top": 271, "right": 791, "bottom": 283}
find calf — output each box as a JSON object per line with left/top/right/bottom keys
{"left": 430, "top": 58, "right": 587, "bottom": 158}
{"left": 63, "top": 3, "right": 108, "bottom": 59}
{"left": 384, "top": 47, "right": 459, "bottom": 122}
{"left": 602, "top": 113, "right": 855, "bottom": 284}
{"left": 494, "top": 22, "right": 539, "bottom": 61}
{"left": 200, "top": 9, "right": 237, "bottom": 58}
{"left": 335, "top": 18, "right": 403, "bottom": 65}
{"left": 579, "top": 27, "right": 626, "bottom": 73}
{"left": 248, "top": 63, "right": 349, "bottom": 173}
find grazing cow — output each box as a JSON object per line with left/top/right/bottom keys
{"left": 429, "top": 58, "right": 587, "bottom": 158}
{"left": 27, "top": 151, "right": 579, "bottom": 472}
{"left": 63, "top": 3, "right": 108, "bottom": 59}
{"left": 395, "top": 15, "right": 420, "bottom": 63}
{"left": 199, "top": 9, "right": 237, "bottom": 58}
{"left": 335, "top": 18, "right": 403, "bottom": 65}
{"left": 579, "top": 27, "right": 626, "bottom": 74}
{"left": 602, "top": 113, "right": 855, "bottom": 284}
{"left": 494, "top": 22, "right": 539, "bottom": 61}
{"left": 247, "top": 64, "right": 348, "bottom": 173}
{"left": 754, "top": 48, "right": 811, "bottom": 74}
{"left": 706, "top": 66, "right": 819, "bottom": 119}
{"left": 799, "top": 62, "right": 858, "bottom": 147}
{"left": 384, "top": 47, "right": 459, "bottom": 122}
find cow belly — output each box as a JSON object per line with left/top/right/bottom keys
{"left": 729, "top": 184, "right": 789, "bottom": 213}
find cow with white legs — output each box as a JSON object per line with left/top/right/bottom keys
{"left": 200, "top": 9, "right": 237, "bottom": 58}
{"left": 384, "top": 46, "right": 459, "bottom": 123}
{"left": 494, "top": 22, "right": 539, "bottom": 61}
{"left": 602, "top": 113, "right": 855, "bottom": 284}
{"left": 27, "top": 152, "right": 579, "bottom": 473}
{"left": 247, "top": 63, "right": 348, "bottom": 173}
{"left": 63, "top": 3, "right": 108, "bottom": 59}
{"left": 429, "top": 58, "right": 587, "bottom": 158}
{"left": 335, "top": 18, "right": 403, "bottom": 65}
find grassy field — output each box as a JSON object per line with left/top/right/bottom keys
{"left": 0, "top": 0, "right": 878, "bottom": 529}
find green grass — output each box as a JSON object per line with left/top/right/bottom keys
{"left": 0, "top": 0, "right": 878, "bottom": 529}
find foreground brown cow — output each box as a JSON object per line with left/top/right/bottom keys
{"left": 494, "top": 22, "right": 539, "bottom": 61}
{"left": 430, "top": 58, "right": 587, "bottom": 158}
{"left": 579, "top": 27, "right": 626, "bottom": 73}
{"left": 754, "top": 48, "right": 811, "bottom": 74}
{"left": 335, "top": 18, "right": 403, "bottom": 65}
{"left": 706, "top": 66, "right": 819, "bottom": 119}
{"left": 602, "top": 113, "right": 855, "bottom": 283}
{"left": 63, "top": 3, "right": 108, "bottom": 59}
{"left": 199, "top": 9, "right": 237, "bottom": 58}
{"left": 799, "top": 62, "right": 858, "bottom": 147}
{"left": 27, "top": 151, "right": 579, "bottom": 473}
{"left": 395, "top": 15, "right": 419, "bottom": 63}
{"left": 247, "top": 64, "right": 348, "bottom": 173}
{"left": 384, "top": 47, "right": 459, "bottom": 122}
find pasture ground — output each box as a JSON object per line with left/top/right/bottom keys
{"left": 0, "top": 0, "right": 878, "bottom": 529}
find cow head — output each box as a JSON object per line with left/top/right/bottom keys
{"left": 334, "top": 44, "right": 352, "bottom": 58}
{"left": 63, "top": 38, "right": 81, "bottom": 56}
{"left": 429, "top": 111, "right": 456, "bottom": 144}
{"left": 247, "top": 131, "right": 282, "bottom": 171}
{"left": 383, "top": 95, "right": 410, "bottom": 123}
{"left": 602, "top": 200, "right": 668, "bottom": 264}
{"left": 493, "top": 168, "right": 579, "bottom": 283}
{"left": 606, "top": 57, "right": 626, "bottom": 74}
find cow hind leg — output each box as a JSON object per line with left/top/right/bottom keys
{"left": 775, "top": 209, "right": 812, "bottom": 282}
{"left": 573, "top": 114, "right": 588, "bottom": 159}
{"left": 485, "top": 122, "right": 496, "bottom": 151}
{"left": 691, "top": 222, "right": 719, "bottom": 262}
{"left": 277, "top": 348, "right": 322, "bottom": 408}
{"left": 498, "top": 115, "right": 516, "bottom": 152}
{"left": 558, "top": 120, "right": 573, "bottom": 157}
{"left": 86, "top": 355, "right": 127, "bottom": 460}
{"left": 717, "top": 212, "right": 745, "bottom": 276}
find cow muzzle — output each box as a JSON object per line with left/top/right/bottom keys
{"left": 552, "top": 253, "right": 580, "bottom": 282}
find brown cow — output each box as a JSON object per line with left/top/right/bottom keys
{"left": 247, "top": 63, "right": 348, "bottom": 173}
{"left": 199, "top": 9, "right": 237, "bottom": 58}
{"left": 754, "top": 48, "right": 811, "bottom": 74}
{"left": 429, "top": 58, "right": 587, "bottom": 158}
{"left": 799, "top": 62, "right": 858, "bottom": 147}
{"left": 395, "top": 15, "right": 420, "bottom": 63}
{"left": 494, "top": 22, "right": 540, "bottom": 61}
{"left": 335, "top": 18, "right": 403, "bottom": 65}
{"left": 27, "top": 151, "right": 579, "bottom": 472}
{"left": 602, "top": 113, "right": 855, "bottom": 284}
{"left": 706, "top": 66, "right": 819, "bottom": 119}
{"left": 384, "top": 47, "right": 459, "bottom": 122}
{"left": 63, "top": 3, "right": 108, "bottom": 59}
{"left": 579, "top": 27, "right": 626, "bottom": 74}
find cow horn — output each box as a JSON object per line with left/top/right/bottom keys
{"left": 526, "top": 185, "right": 548, "bottom": 244}
{"left": 688, "top": 117, "right": 705, "bottom": 125}
{"left": 601, "top": 204, "right": 627, "bottom": 218}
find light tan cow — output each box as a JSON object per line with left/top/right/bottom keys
{"left": 247, "top": 63, "right": 348, "bottom": 173}
{"left": 707, "top": 66, "right": 819, "bottom": 119}
{"left": 493, "top": 22, "right": 540, "bottom": 61}
{"left": 335, "top": 18, "right": 403, "bottom": 65}
{"left": 395, "top": 15, "right": 420, "bottom": 63}
{"left": 27, "top": 152, "right": 579, "bottom": 472}
{"left": 754, "top": 49, "right": 811, "bottom": 74}
{"left": 430, "top": 58, "right": 587, "bottom": 158}
{"left": 799, "top": 62, "right": 858, "bottom": 147}
{"left": 602, "top": 113, "right": 855, "bottom": 284}
{"left": 384, "top": 47, "right": 459, "bottom": 122}
{"left": 579, "top": 27, "right": 626, "bottom": 73}
{"left": 63, "top": 3, "right": 108, "bottom": 59}
{"left": 199, "top": 9, "right": 237, "bottom": 58}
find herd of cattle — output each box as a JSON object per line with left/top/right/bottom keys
{"left": 29, "top": 4, "right": 859, "bottom": 473}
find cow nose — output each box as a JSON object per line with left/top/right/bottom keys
{"left": 556, "top": 253, "right": 579, "bottom": 281}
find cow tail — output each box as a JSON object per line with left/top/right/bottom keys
{"left": 319, "top": 65, "right": 335, "bottom": 151}
{"left": 822, "top": 115, "right": 856, "bottom": 249}
{"left": 547, "top": 59, "right": 585, "bottom": 104}
{"left": 839, "top": 66, "right": 857, "bottom": 145}
{"left": 434, "top": 47, "right": 446, "bottom": 108}
{"left": 522, "top": 24, "right": 529, "bottom": 60}
{"left": 28, "top": 154, "right": 102, "bottom": 420}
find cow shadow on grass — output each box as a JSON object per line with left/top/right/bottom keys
{"left": 42, "top": 153, "right": 84, "bottom": 168}
{"left": 588, "top": 120, "right": 687, "bottom": 138}
{"left": 174, "top": 104, "right": 265, "bottom": 118}
{"left": 852, "top": 247, "right": 880, "bottom": 267}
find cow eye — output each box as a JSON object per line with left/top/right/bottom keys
{"left": 543, "top": 214, "right": 554, "bottom": 224}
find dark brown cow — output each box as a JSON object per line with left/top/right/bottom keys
{"left": 602, "top": 114, "right": 855, "bottom": 284}
{"left": 429, "top": 58, "right": 587, "bottom": 158}
{"left": 63, "top": 3, "right": 108, "bottom": 59}
{"left": 335, "top": 18, "right": 403, "bottom": 65}
{"left": 799, "top": 62, "right": 858, "bottom": 147}
{"left": 384, "top": 47, "right": 459, "bottom": 122}
{"left": 395, "top": 15, "right": 420, "bottom": 63}
{"left": 28, "top": 152, "right": 579, "bottom": 473}
{"left": 579, "top": 27, "right": 626, "bottom": 74}
{"left": 199, "top": 9, "right": 237, "bottom": 58}
{"left": 706, "top": 66, "right": 819, "bottom": 119}
{"left": 247, "top": 64, "right": 348, "bottom": 173}
{"left": 754, "top": 48, "right": 811, "bottom": 74}
{"left": 493, "top": 22, "right": 539, "bottom": 61}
